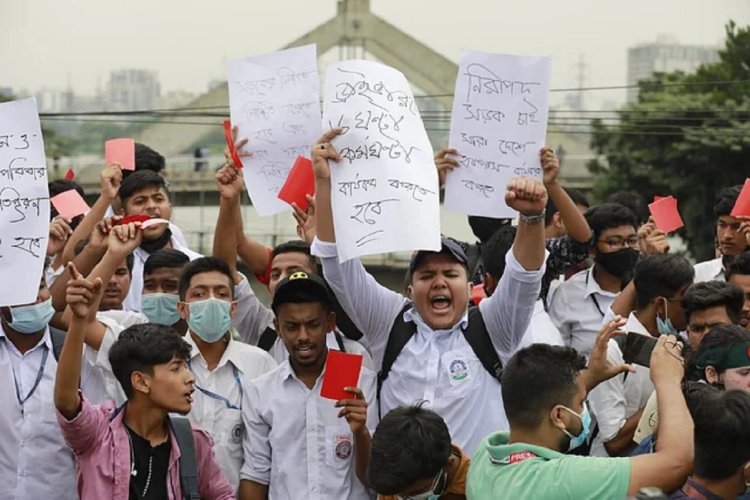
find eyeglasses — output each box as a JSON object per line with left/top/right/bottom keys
{"left": 396, "top": 470, "right": 447, "bottom": 500}
{"left": 597, "top": 237, "right": 639, "bottom": 249}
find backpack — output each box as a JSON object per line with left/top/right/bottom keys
{"left": 378, "top": 304, "right": 503, "bottom": 414}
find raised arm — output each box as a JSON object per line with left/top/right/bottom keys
{"left": 541, "top": 147, "right": 591, "bottom": 243}
{"left": 54, "top": 263, "right": 103, "bottom": 420}
{"left": 213, "top": 164, "right": 243, "bottom": 282}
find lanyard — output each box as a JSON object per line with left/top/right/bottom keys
{"left": 585, "top": 270, "right": 606, "bottom": 318}
{"left": 188, "top": 360, "right": 243, "bottom": 410}
{"left": 13, "top": 347, "right": 49, "bottom": 407}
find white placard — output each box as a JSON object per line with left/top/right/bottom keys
{"left": 445, "top": 50, "right": 551, "bottom": 218}
{"left": 227, "top": 44, "right": 322, "bottom": 216}
{"left": 323, "top": 60, "right": 441, "bottom": 262}
{"left": 0, "top": 98, "right": 50, "bottom": 306}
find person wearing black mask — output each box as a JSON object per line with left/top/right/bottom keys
{"left": 549, "top": 203, "right": 639, "bottom": 358}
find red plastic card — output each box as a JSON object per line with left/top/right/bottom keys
{"left": 648, "top": 195, "right": 684, "bottom": 233}
{"left": 277, "top": 156, "right": 315, "bottom": 211}
{"left": 731, "top": 178, "right": 750, "bottom": 217}
{"left": 320, "top": 350, "right": 363, "bottom": 401}
{"left": 105, "top": 138, "right": 135, "bottom": 170}
{"left": 50, "top": 190, "right": 89, "bottom": 219}
{"left": 64, "top": 168, "right": 76, "bottom": 180}
{"left": 223, "top": 120, "right": 244, "bottom": 168}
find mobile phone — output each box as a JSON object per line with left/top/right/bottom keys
{"left": 622, "top": 332, "right": 657, "bottom": 368}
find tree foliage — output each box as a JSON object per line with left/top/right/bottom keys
{"left": 588, "top": 22, "right": 750, "bottom": 260}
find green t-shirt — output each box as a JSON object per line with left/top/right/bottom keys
{"left": 468, "top": 431, "right": 631, "bottom": 500}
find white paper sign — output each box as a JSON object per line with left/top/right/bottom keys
{"left": 445, "top": 50, "right": 551, "bottom": 218}
{"left": 227, "top": 44, "right": 322, "bottom": 216}
{"left": 0, "top": 98, "right": 50, "bottom": 306}
{"left": 323, "top": 60, "right": 441, "bottom": 262}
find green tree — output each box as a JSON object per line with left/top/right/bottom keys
{"left": 588, "top": 22, "right": 750, "bottom": 260}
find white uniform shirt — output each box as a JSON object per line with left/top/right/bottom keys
{"left": 693, "top": 257, "right": 725, "bottom": 283}
{"left": 548, "top": 266, "right": 619, "bottom": 358}
{"left": 518, "top": 299, "right": 564, "bottom": 349}
{"left": 241, "top": 359, "right": 377, "bottom": 500}
{"left": 185, "top": 335, "right": 277, "bottom": 491}
{"left": 123, "top": 234, "right": 202, "bottom": 312}
{"left": 311, "top": 238, "right": 546, "bottom": 455}
{"left": 588, "top": 312, "right": 655, "bottom": 457}
{"left": 0, "top": 325, "right": 102, "bottom": 500}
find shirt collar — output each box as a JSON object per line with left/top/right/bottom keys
{"left": 403, "top": 305, "right": 470, "bottom": 333}
{"left": 626, "top": 312, "right": 652, "bottom": 337}
{"left": 0, "top": 322, "right": 53, "bottom": 351}
{"left": 583, "top": 266, "right": 619, "bottom": 299}
{"left": 484, "top": 431, "right": 562, "bottom": 464}
{"left": 185, "top": 333, "right": 243, "bottom": 374}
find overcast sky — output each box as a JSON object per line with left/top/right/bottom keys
{"left": 2, "top": 0, "right": 748, "bottom": 108}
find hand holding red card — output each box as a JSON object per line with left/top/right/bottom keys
{"left": 277, "top": 156, "right": 315, "bottom": 211}
{"left": 51, "top": 190, "right": 90, "bottom": 219}
{"left": 321, "top": 350, "right": 363, "bottom": 401}
{"left": 731, "top": 179, "right": 750, "bottom": 217}
{"left": 105, "top": 138, "right": 135, "bottom": 170}
{"left": 223, "top": 120, "right": 244, "bottom": 169}
{"left": 648, "top": 195, "right": 684, "bottom": 233}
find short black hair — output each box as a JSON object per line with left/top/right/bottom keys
{"left": 132, "top": 142, "right": 165, "bottom": 175}
{"left": 684, "top": 382, "right": 750, "bottom": 480}
{"left": 48, "top": 179, "right": 85, "bottom": 198}
{"left": 634, "top": 254, "right": 694, "bottom": 309}
{"left": 119, "top": 170, "right": 170, "bottom": 206}
{"left": 144, "top": 249, "right": 190, "bottom": 278}
{"left": 271, "top": 240, "right": 317, "bottom": 271}
{"left": 545, "top": 187, "right": 590, "bottom": 226}
{"left": 178, "top": 257, "right": 235, "bottom": 300}
{"left": 481, "top": 225, "right": 517, "bottom": 281}
{"left": 584, "top": 203, "right": 638, "bottom": 240}
{"left": 682, "top": 281, "right": 744, "bottom": 325}
{"left": 367, "top": 404, "right": 452, "bottom": 495}
{"left": 726, "top": 250, "right": 750, "bottom": 280}
{"left": 502, "top": 344, "right": 587, "bottom": 429}
{"left": 687, "top": 324, "right": 750, "bottom": 381}
{"left": 714, "top": 185, "right": 742, "bottom": 219}
{"left": 467, "top": 216, "right": 511, "bottom": 244}
{"left": 108, "top": 323, "right": 191, "bottom": 398}
{"left": 606, "top": 191, "right": 649, "bottom": 226}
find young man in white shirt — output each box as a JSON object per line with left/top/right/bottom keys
{"left": 588, "top": 253, "right": 694, "bottom": 457}
{"left": 239, "top": 271, "right": 376, "bottom": 500}
{"left": 309, "top": 128, "right": 548, "bottom": 455}
{"left": 726, "top": 251, "right": 750, "bottom": 330}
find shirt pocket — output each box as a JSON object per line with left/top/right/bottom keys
{"left": 439, "top": 347, "right": 478, "bottom": 399}
{"left": 214, "top": 408, "right": 245, "bottom": 461}
{"left": 324, "top": 424, "right": 353, "bottom": 471}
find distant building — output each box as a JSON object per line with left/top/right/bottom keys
{"left": 161, "top": 90, "right": 196, "bottom": 110}
{"left": 627, "top": 35, "right": 719, "bottom": 102}
{"left": 107, "top": 69, "right": 161, "bottom": 110}
{"left": 36, "top": 88, "right": 75, "bottom": 113}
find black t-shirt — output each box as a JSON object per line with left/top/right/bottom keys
{"left": 126, "top": 425, "right": 172, "bottom": 500}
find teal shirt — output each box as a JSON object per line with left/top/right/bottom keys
{"left": 468, "top": 431, "right": 631, "bottom": 499}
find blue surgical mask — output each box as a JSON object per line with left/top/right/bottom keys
{"left": 397, "top": 470, "right": 446, "bottom": 500}
{"left": 142, "top": 293, "right": 180, "bottom": 326}
{"left": 560, "top": 403, "right": 591, "bottom": 452}
{"left": 8, "top": 298, "right": 55, "bottom": 334}
{"left": 186, "top": 298, "right": 232, "bottom": 343}
{"left": 657, "top": 297, "right": 679, "bottom": 336}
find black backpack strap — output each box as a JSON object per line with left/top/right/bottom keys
{"left": 465, "top": 243, "right": 483, "bottom": 283}
{"left": 333, "top": 330, "right": 346, "bottom": 352}
{"left": 257, "top": 326, "right": 278, "bottom": 352}
{"left": 462, "top": 307, "right": 503, "bottom": 382}
{"left": 171, "top": 416, "right": 200, "bottom": 500}
{"left": 49, "top": 327, "right": 67, "bottom": 361}
{"left": 379, "top": 303, "right": 417, "bottom": 388}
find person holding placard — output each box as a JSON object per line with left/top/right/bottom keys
{"left": 310, "top": 128, "right": 548, "bottom": 455}
{"left": 238, "top": 271, "right": 377, "bottom": 500}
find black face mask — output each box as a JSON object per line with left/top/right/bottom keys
{"left": 139, "top": 227, "right": 172, "bottom": 254}
{"left": 595, "top": 247, "right": 639, "bottom": 280}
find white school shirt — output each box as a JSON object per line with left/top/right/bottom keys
{"left": 240, "top": 359, "right": 377, "bottom": 500}
{"left": 588, "top": 312, "right": 655, "bottom": 457}
{"left": 548, "top": 266, "right": 619, "bottom": 358}
{"left": 185, "top": 335, "right": 277, "bottom": 491}
{"left": 517, "top": 299, "right": 564, "bottom": 349}
{"left": 311, "top": 238, "right": 546, "bottom": 455}
{"left": 693, "top": 257, "right": 725, "bottom": 283}
{"left": 0, "top": 324, "right": 103, "bottom": 500}
{"left": 123, "top": 234, "right": 202, "bottom": 312}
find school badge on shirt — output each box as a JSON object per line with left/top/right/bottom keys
{"left": 334, "top": 434, "right": 353, "bottom": 460}
{"left": 449, "top": 359, "right": 469, "bottom": 381}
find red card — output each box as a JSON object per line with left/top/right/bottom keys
{"left": 223, "top": 120, "right": 244, "bottom": 169}
{"left": 277, "top": 156, "right": 315, "bottom": 211}
{"left": 320, "top": 350, "right": 363, "bottom": 401}
{"left": 653, "top": 195, "right": 666, "bottom": 203}
{"left": 730, "top": 178, "right": 750, "bottom": 217}
{"left": 117, "top": 214, "right": 151, "bottom": 225}
{"left": 64, "top": 168, "right": 76, "bottom": 181}
{"left": 50, "top": 190, "right": 90, "bottom": 219}
{"left": 105, "top": 138, "right": 135, "bottom": 170}
{"left": 471, "top": 284, "right": 486, "bottom": 306}
{"left": 648, "top": 195, "right": 684, "bottom": 233}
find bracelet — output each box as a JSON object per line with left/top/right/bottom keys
{"left": 518, "top": 211, "right": 545, "bottom": 225}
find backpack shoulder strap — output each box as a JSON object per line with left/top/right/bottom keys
{"left": 462, "top": 307, "right": 503, "bottom": 382}
{"left": 257, "top": 326, "right": 278, "bottom": 352}
{"left": 379, "top": 303, "right": 417, "bottom": 387}
{"left": 171, "top": 416, "right": 200, "bottom": 500}
{"left": 465, "top": 243, "right": 483, "bottom": 281}
{"left": 49, "top": 327, "right": 67, "bottom": 361}
{"left": 333, "top": 330, "right": 346, "bottom": 353}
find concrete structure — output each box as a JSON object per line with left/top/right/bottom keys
{"left": 627, "top": 35, "right": 719, "bottom": 102}
{"left": 107, "top": 69, "right": 161, "bottom": 111}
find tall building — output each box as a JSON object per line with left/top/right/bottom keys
{"left": 107, "top": 69, "right": 161, "bottom": 110}
{"left": 627, "top": 35, "right": 719, "bottom": 102}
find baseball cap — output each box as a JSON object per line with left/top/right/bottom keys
{"left": 409, "top": 236, "right": 469, "bottom": 276}
{"left": 271, "top": 271, "right": 333, "bottom": 312}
